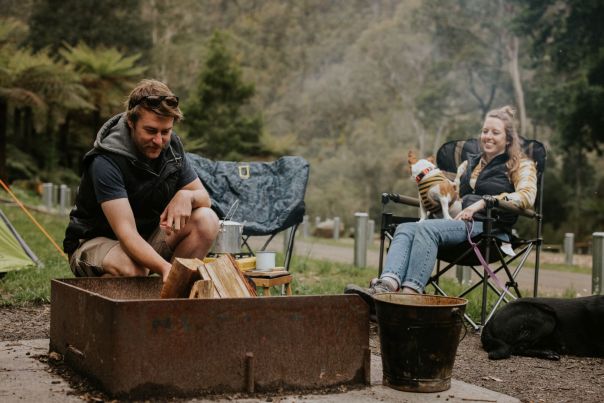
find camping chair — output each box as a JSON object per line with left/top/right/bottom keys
{"left": 378, "top": 138, "right": 546, "bottom": 330}
{"left": 187, "top": 154, "right": 309, "bottom": 272}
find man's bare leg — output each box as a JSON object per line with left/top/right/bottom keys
{"left": 102, "top": 244, "right": 150, "bottom": 277}
{"left": 166, "top": 207, "right": 220, "bottom": 259}
{"left": 101, "top": 207, "right": 218, "bottom": 278}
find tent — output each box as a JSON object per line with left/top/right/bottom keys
{"left": 0, "top": 208, "right": 42, "bottom": 275}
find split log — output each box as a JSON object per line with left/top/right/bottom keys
{"left": 160, "top": 258, "right": 202, "bottom": 298}
{"left": 189, "top": 279, "right": 214, "bottom": 299}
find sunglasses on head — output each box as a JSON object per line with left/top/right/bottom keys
{"left": 129, "top": 95, "right": 179, "bottom": 110}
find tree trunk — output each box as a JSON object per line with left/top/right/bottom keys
{"left": 13, "top": 107, "right": 22, "bottom": 148}
{"left": 92, "top": 109, "right": 101, "bottom": 140}
{"left": 59, "top": 114, "right": 71, "bottom": 169}
{"left": 507, "top": 36, "right": 526, "bottom": 137}
{"left": 411, "top": 116, "right": 425, "bottom": 156}
{"left": 24, "top": 107, "right": 33, "bottom": 153}
{"left": 44, "top": 108, "right": 58, "bottom": 172}
{"left": 0, "top": 98, "right": 7, "bottom": 181}
{"left": 432, "top": 123, "right": 445, "bottom": 157}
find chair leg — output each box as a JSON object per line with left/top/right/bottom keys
{"left": 284, "top": 224, "right": 299, "bottom": 270}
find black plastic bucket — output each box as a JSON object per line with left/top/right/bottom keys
{"left": 374, "top": 293, "right": 467, "bottom": 393}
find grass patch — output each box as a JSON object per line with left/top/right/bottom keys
{"left": 284, "top": 253, "right": 580, "bottom": 322}
{"left": 286, "top": 251, "right": 509, "bottom": 321}
{"left": 0, "top": 200, "right": 71, "bottom": 306}
{"left": 0, "top": 192, "right": 588, "bottom": 315}
{"left": 286, "top": 254, "right": 375, "bottom": 296}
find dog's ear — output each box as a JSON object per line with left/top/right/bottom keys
{"left": 426, "top": 155, "right": 436, "bottom": 164}
{"left": 408, "top": 149, "right": 418, "bottom": 165}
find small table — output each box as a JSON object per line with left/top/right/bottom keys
{"left": 244, "top": 270, "right": 293, "bottom": 296}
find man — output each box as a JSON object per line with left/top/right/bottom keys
{"left": 63, "top": 79, "right": 219, "bottom": 281}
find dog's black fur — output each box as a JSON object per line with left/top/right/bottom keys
{"left": 481, "top": 295, "right": 604, "bottom": 360}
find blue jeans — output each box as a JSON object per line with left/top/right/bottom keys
{"left": 381, "top": 219, "right": 484, "bottom": 293}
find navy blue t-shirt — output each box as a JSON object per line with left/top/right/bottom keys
{"left": 90, "top": 154, "right": 198, "bottom": 204}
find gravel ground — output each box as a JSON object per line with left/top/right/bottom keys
{"left": 2, "top": 305, "right": 603, "bottom": 402}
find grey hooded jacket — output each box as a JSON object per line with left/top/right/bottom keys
{"left": 63, "top": 113, "right": 193, "bottom": 254}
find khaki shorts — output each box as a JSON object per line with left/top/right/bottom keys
{"left": 68, "top": 227, "right": 173, "bottom": 277}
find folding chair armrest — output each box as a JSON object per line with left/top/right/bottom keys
{"left": 381, "top": 192, "right": 420, "bottom": 207}
{"left": 486, "top": 197, "right": 537, "bottom": 218}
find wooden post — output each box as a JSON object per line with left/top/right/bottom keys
{"left": 593, "top": 232, "right": 604, "bottom": 295}
{"left": 245, "top": 352, "right": 255, "bottom": 393}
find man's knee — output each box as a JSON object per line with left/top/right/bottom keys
{"left": 102, "top": 245, "right": 148, "bottom": 277}
{"left": 190, "top": 207, "right": 220, "bottom": 240}
{"left": 106, "top": 262, "right": 148, "bottom": 277}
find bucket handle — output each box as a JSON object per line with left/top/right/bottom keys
{"left": 452, "top": 307, "right": 468, "bottom": 342}
{"left": 221, "top": 199, "right": 240, "bottom": 227}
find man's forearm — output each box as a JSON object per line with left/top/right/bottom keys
{"left": 188, "top": 189, "right": 211, "bottom": 209}
{"left": 119, "top": 231, "right": 171, "bottom": 277}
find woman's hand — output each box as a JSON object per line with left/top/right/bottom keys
{"left": 455, "top": 199, "right": 486, "bottom": 221}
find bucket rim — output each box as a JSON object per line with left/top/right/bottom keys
{"left": 373, "top": 292, "right": 468, "bottom": 307}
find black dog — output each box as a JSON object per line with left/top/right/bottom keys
{"left": 481, "top": 295, "right": 604, "bottom": 360}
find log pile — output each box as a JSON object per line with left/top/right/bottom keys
{"left": 160, "top": 255, "right": 256, "bottom": 299}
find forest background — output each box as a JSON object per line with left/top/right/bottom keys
{"left": 1, "top": 0, "right": 603, "bottom": 245}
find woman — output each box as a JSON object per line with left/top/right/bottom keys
{"left": 345, "top": 106, "right": 537, "bottom": 303}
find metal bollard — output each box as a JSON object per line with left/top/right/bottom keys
{"left": 367, "top": 219, "right": 375, "bottom": 244}
{"left": 333, "top": 217, "right": 340, "bottom": 240}
{"left": 564, "top": 233, "right": 574, "bottom": 265}
{"left": 42, "top": 183, "right": 53, "bottom": 210}
{"left": 59, "top": 184, "right": 71, "bottom": 214}
{"left": 302, "top": 215, "right": 309, "bottom": 238}
{"left": 354, "top": 213, "right": 368, "bottom": 267}
{"left": 456, "top": 265, "right": 471, "bottom": 285}
{"left": 52, "top": 184, "right": 60, "bottom": 207}
{"left": 592, "top": 232, "right": 604, "bottom": 295}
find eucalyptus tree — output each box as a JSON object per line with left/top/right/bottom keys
{"left": 511, "top": 0, "right": 604, "bottom": 238}
{"left": 512, "top": 0, "right": 604, "bottom": 152}
{"left": 415, "top": 0, "right": 526, "bottom": 134}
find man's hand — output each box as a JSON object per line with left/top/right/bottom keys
{"left": 160, "top": 189, "right": 193, "bottom": 235}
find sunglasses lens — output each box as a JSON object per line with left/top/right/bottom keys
{"left": 131, "top": 95, "right": 179, "bottom": 110}
{"left": 164, "top": 96, "right": 179, "bottom": 107}
{"left": 145, "top": 96, "right": 162, "bottom": 108}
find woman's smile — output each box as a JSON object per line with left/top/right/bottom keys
{"left": 481, "top": 117, "right": 507, "bottom": 160}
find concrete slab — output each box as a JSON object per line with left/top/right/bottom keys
{"left": 0, "top": 339, "right": 80, "bottom": 403}
{"left": 0, "top": 339, "right": 519, "bottom": 402}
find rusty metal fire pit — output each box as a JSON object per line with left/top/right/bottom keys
{"left": 50, "top": 277, "right": 370, "bottom": 398}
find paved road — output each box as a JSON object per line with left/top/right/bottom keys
{"left": 249, "top": 235, "right": 593, "bottom": 296}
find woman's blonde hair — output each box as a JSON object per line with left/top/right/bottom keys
{"left": 484, "top": 105, "right": 524, "bottom": 182}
